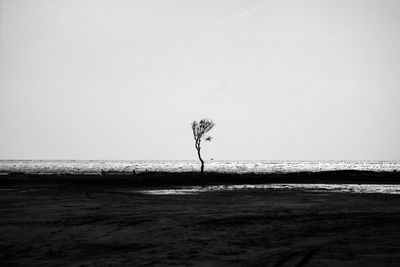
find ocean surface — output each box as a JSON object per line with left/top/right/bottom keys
{"left": 0, "top": 160, "right": 399, "bottom": 174}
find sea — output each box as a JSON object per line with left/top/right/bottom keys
{"left": 0, "top": 160, "right": 399, "bottom": 174}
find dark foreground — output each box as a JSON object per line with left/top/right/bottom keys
{"left": 1, "top": 171, "right": 400, "bottom": 266}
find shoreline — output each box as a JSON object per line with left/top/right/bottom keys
{"left": 1, "top": 170, "right": 399, "bottom": 186}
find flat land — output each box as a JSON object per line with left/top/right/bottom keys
{"left": 1, "top": 172, "right": 400, "bottom": 266}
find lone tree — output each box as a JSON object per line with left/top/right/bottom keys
{"left": 191, "top": 119, "right": 215, "bottom": 173}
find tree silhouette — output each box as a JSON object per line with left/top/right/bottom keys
{"left": 191, "top": 119, "right": 215, "bottom": 173}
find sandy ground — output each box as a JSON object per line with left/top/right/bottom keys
{"left": 1, "top": 180, "right": 400, "bottom": 266}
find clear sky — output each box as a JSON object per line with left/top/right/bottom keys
{"left": 0, "top": 0, "right": 399, "bottom": 160}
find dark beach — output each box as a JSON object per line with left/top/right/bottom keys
{"left": 1, "top": 171, "right": 400, "bottom": 266}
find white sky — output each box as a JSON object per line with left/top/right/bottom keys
{"left": 0, "top": 0, "right": 399, "bottom": 160}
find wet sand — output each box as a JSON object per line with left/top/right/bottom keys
{"left": 1, "top": 171, "right": 400, "bottom": 266}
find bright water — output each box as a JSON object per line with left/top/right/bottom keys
{"left": 0, "top": 160, "right": 399, "bottom": 174}
{"left": 136, "top": 184, "right": 400, "bottom": 195}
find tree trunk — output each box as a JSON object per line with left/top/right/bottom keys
{"left": 197, "top": 148, "right": 204, "bottom": 174}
